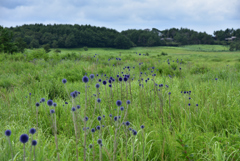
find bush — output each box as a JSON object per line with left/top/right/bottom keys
{"left": 146, "top": 52, "right": 149, "bottom": 56}
{"left": 83, "top": 46, "right": 88, "bottom": 51}
{"left": 161, "top": 52, "right": 168, "bottom": 56}
{"left": 54, "top": 49, "right": 61, "bottom": 53}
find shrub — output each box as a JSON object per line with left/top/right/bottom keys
{"left": 83, "top": 46, "right": 88, "bottom": 51}
{"left": 161, "top": 52, "right": 168, "bottom": 56}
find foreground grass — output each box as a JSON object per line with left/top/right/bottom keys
{"left": 1, "top": 45, "right": 240, "bottom": 160}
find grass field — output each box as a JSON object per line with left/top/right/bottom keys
{"left": 1, "top": 45, "right": 240, "bottom": 161}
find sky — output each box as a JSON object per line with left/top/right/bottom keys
{"left": 0, "top": 0, "right": 239, "bottom": 35}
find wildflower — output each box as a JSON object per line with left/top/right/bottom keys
{"left": 65, "top": 102, "right": 68, "bottom": 104}
{"left": 20, "top": 134, "right": 29, "bottom": 144}
{"left": 71, "top": 107, "right": 76, "bottom": 112}
{"left": 103, "top": 80, "right": 107, "bottom": 85}
{"left": 99, "top": 79, "right": 102, "bottom": 82}
{"left": 196, "top": 104, "right": 198, "bottom": 106}
{"left": 35, "top": 102, "right": 40, "bottom": 107}
{"left": 82, "top": 76, "right": 89, "bottom": 83}
{"left": 97, "top": 139, "right": 102, "bottom": 145}
{"left": 132, "top": 130, "right": 137, "bottom": 136}
{"left": 5, "top": 130, "right": 11, "bottom": 136}
{"left": 97, "top": 116, "right": 102, "bottom": 121}
{"left": 47, "top": 100, "right": 53, "bottom": 106}
{"left": 168, "top": 92, "right": 171, "bottom": 95}
{"left": 141, "top": 125, "right": 145, "bottom": 129}
{"left": 85, "top": 117, "right": 89, "bottom": 121}
{"left": 32, "top": 140, "right": 37, "bottom": 146}
{"left": 41, "top": 98, "right": 45, "bottom": 102}
{"left": 119, "top": 77, "right": 123, "bottom": 82}
{"left": 53, "top": 103, "right": 57, "bottom": 107}
{"left": 96, "top": 126, "right": 101, "bottom": 130}
{"left": 90, "top": 74, "right": 95, "bottom": 79}
{"left": 95, "top": 83, "right": 100, "bottom": 88}
{"left": 114, "top": 116, "right": 118, "bottom": 121}
{"left": 120, "top": 106, "right": 124, "bottom": 111}
{"left": 188, "top": 103, "right": 191, "bottom": 106}
{"left": 125, "top": 121, "right": 130, "bottom": 126}
{"left": 124, "top": 77, "right": 128, "bottom": 82}
{"left": 50, "top": 109, "right": 55, "bottom": 114}
{"left": 62, "top": 79, "right": 67, "bottom": 84}
{"left": 116, "top": 100, "right": 122, "bottom": 106}
{"left": 109, "top": 84, "right": 112, "bottom": 88}
{"left": 76, "top": 105, "right": 81, "bottom": 109}
{"left": 97, "top": 98, "right": 101, "bottom": 103}
{"left": 91, "top": 128, "right": 95, "bottom": 133}
{"left": 71, "top": 92, "right": 76, "bottom": 98}
{"left": 109, "top": 114, "right": 112, "bottom": 117}
{"left": 29, "top": 128, "right": 36, "bottom": 135}
{"left": 89, "top": 144, "right": 93, "bottom": 148}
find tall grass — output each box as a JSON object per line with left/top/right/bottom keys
{"left": 1, "top": 46, "right": 240, "bottom": 160}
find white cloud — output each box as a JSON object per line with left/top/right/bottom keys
{"left": 0, "top": 0, "right": 239, "bottom": 34}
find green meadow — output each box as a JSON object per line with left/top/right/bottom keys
{"left": 1, "top": 45, "right": 240, "bottom": 161}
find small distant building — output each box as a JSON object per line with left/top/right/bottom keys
{"left": 161, "top": 38, "right": 173, "bottom": 41}
{"left": 225, "top": 36, "right": 237, "bottom": 41}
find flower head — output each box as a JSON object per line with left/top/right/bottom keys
{"left": 5, "top": 130, "right": 11, "bottom": 137}
{"left": 96, "top": 126, "right": 100, "bottom": 130}
{"left": 62, "top": 79, "right": 67, "bottom": 84}
{"left": 90, "top": 74, "right": 95, "bottom": 79}
{"left": 125, "top": 121, "right": 130, "bottom": 126}
{"left": 77, "top": 105, "right": 81, "bottom": 109}
{"left": 47, "top": 100, "right": 53, "bottom": 106}
{"left": 41, "top": 98, "right": 45, "bottom": 102}
{"left": 103, "top": 80, "right": 107, "bottom": 85}
{"left": 50, "top": 109, "right": 55, "bottom": 114}
{"left": 85, "top": 117, "right": 89, "bottom": 121}
{"left": 32, "top": 140, "right": 37, "bottom": 146}
{"left": 95, "top": 83, "right": 100, "bottom": 88}
{"left": 91, "top": 128, "right": 95, "bottom": 133}
{"left": 120, "top": 106, "right": 124, "bottom": 111}
{"left": 116, "top": 100, "right": 122, "bottom": 106}
{"left": 97, "top": 139, "right": 102, "bottom": 145}
{"left": 141, "top": 125, "right": 145, "bottom": 129}
{"left": 114, "top": 116, "right": 118, "bottom": 121}
{"left": 82, "top": 76, "right": 89, "bottom": 83}
{"left": 132, "top": 130, "right": 137, "bottom": 136}
{"left": 97, "top": 98, "right": 101, "bottom": 103}
{"left": 97, "top": 116, "right": 102, "bottom": 121}
{"left": 126, "top": 100, "right": 131, "bottom": 105}
{"left": 35, "top": 102, "right": 40, "bottom": 107}
{"left": 71, "top": 107, "right": 76, "bottom": 112}
{"left": 29, "top": 128, "right": 36, "bottom": 135}
{"left": 20, "top": 134, "right": 29, "bottom": 144}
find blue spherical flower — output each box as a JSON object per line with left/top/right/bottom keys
{"left": 50, "top": 109, "right": 55, "bottom": 114}
{"left": 118, "top": 77, "right": 122, "bottom": 82}
{"left": 123, "top": 77, "right": 128, "bottom": 82}
{"left": 71, "top": 107, "right": 76, "bottom": 112}
{"left": 125, "top": 121, "right": 130, "bottom": 126}
{"left": 99, "top": 79, "right": 102, "bottom": 82}
{"left": 35, "top": 102, "right": 40, "bottom": 107}
{"left": 62, "top": 79, "right": 67, "bottom": 84}
{"left": 47, "top": 100, "right": 53, "bottom": 106}
{"left": 114, "top": 116, "right": 118, "bottom": 121}
{"left": 103, "top": 80, "right": 107, "bottom": 85}
{"left": 41, "top": 98, "right": 45, "bottom": 102}
{"left": 141, "top": 125, "right": 145, "bottom": 129}
{"left": 96, "top": 126, "right": 101, "bottom": 130}
{"left": 116, "top": 100, "right": 122, "bottom": 106}
{"left": 129, "top": 128, "right": 132, "bottom": 131}
{"left": 85, "top": 117, "right": 89, "bottom": 121}
{"left": 20, "top": 134, "right": 29, "bottom": 144}
{"left": 168, "top": 92, "right": 171, "bottom": 95}
{"left": 5, "top": 130, "right": 11, "bottom": 137}
{"left": 89, "top": 144, "right": 93, "bottom": 148}
{"left": 32, "top": 140, "right": 37, "bottom": 146}
{"left": 189, "top": 97, "right": 191, "bottom": 100}
{"left": 97, "top": 139, "right": 102, "bottom": 145}
{"left": 109, "top": 84, "right": 112, "bottom": 88}
{"left": 117, "top": 75, "right": 119, "bottom": 78}
{"left": 90, "top": 74, "right": 95, "bottom": 79}
{"left": 196, "top": 104, "right": 198, "bottom": 106}
{"left": 215, "top": 78, "right": 218, "bottom": 80}
{"left": 97, "top": 98, "right": 101, "bottom": 103}
{"left": 82, "top": 76, "right": 89, "bottom": 83}
{"left": 108, "top": 80, "right": 112, "bottom": 84}
{"left": 65, "top": 102, "right": 68, "bottom": 104}
{"left": 95, "top": 83, "right": 100, "bottom": 88}
{"left": 109, "top": 114, "right": 112, "bottom": 117}
{"left": 120, "top": 106, "right": 124, "bottom": 111}
{"left": 77, "top": 105, "right": 81, "bottom": 109}
{"left": 91, "top": 128, "right": 95, "bottom": 133}
{"left": 132, "top": 130, "right": 137, "bottom": 136}
{"left": 97, "top": 116, "right": 102, "bottom": 121}
{"left": 29, "top": 128, "right": 36, "bottom": 135}
{"left": 53, "top": 102, "right": 57, "bottom": 107}
{"left": 188, "top": 103, "right": 191, "bottom": 106}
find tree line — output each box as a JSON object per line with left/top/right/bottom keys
{"left": 0, "top": 24, "right": 240, "bottom": 53}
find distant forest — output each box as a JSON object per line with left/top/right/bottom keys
{"left": 0, "top": 24, "right": 240, "bottom": 53}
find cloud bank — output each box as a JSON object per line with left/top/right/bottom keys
{"left": 0, "top": 0, "right": 239, "bottom": 34}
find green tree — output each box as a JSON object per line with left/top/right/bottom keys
{"left": 114, "top": 35, "right": 132, "bottom": 49}
{"left": 30, "top": 39, "right": 40, "bottom": 48}
{"left": 15, "top": 37, "right": 27, "bottom": 53}
{"left": 42, "top": 44, "right": 51, "bottom": 53}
